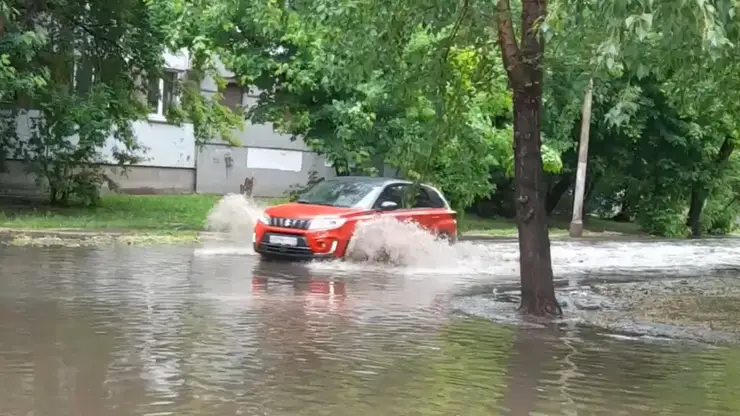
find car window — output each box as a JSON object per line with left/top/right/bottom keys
{"left": 374, "top": 184, "right": 408, "bottom": 208}
{"left": 421, "top": 186, "right": 446, "bottom": 208}
{"left": 296, "top": 180, "right": 377, "bottom": 207}
{"left": 374, "top": 184, "right": 447, "bottom": 209}
{"left": 406, "top": 185, "right": 446, "bottom": 209}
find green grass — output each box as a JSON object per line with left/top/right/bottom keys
{"left": 458, "top": 214, "right": 645, "bottom": 237}
{"left": 0, "top": 194, "right": 284, "bottom": 232}
{"left": 0, "top": 194, "right": 646, "bottom": 238}
{"left": 0, "top": 194, "right": 222, "bottom": 231}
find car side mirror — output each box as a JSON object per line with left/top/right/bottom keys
{"left": 379, "top": 201, "right": 398, "bottom": 211}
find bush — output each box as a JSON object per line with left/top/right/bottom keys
{"left": 636, "top": 196, "right": 688, "bottom": 237}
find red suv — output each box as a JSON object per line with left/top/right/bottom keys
{"left": 253, "top": 176, "right": 457, "bottom": 260}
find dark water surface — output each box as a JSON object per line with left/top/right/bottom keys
{"left": 1, "top": 240, "right": 740, "bottom": 415}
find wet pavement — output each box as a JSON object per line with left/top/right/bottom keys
{"left": 1, "top": 237, "right": 740, "bottom": 415}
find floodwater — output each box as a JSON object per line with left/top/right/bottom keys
{"left": 1, "top": 196, "right": 740, "bottom": 415}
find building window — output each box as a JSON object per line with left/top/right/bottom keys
{"left": 220, "top": 83, "right": 244, "bottom": 112}
{"left": 72, "top": 58, "right": 97, "bottom": 94}
{"left": 147, "top": 70, "right": 179, "bottom": 121}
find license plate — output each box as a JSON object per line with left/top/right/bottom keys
{"left": 269, "top": 235, "right": 298, "bottom": 246}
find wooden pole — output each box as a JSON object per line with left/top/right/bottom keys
{"left": 569, "top": 78, "right": 594, "bottom": 238}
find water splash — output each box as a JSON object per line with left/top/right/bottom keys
{"left": 195, "top": 195, "right": 740, "bottom": 279}
{"left": 312, "top": 216, "right": 503, "bottom": 278}
{"left": 196, "top": 194, "right": 266, "bottom": 256}
{"left": 344, "top": 216, "right": 458, "bottom": 267}
{"left": 204, "top": 193, "right": 265, "bottom": 234}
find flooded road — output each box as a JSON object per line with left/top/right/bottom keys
{"left": 1, "top": 237, "right": 740, "bottom": 415}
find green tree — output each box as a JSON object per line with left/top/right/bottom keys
{"left": 0, "top": 0, "right": 243, "bottom": 205}
{"left": 494, "top": 0, "right": 559, "bottom": 316}
{"left": 188, "top": 0, "right": 564, "bottom": 212}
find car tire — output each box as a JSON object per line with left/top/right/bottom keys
{"left": 437, "top": 231, "right": 457, "bottom": 245}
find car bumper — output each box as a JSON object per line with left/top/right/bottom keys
{"left": 253, "top": 228, "right": 347, "bottom": 260}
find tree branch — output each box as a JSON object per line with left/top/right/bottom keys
{"left": 441, "top": 0, "right": 470, "bottom": 63}
{"left": 716, "top": 136, "right": 735, "bottom": 164}
{"left": 519, "top": 0, "right": 546, "bottom": 86}
{"left": 495, "top": 0, "right": 525, "bottom": 86}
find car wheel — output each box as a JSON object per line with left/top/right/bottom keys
{"left": 437, "top": 231, "right": 457, "bottom": 245}
{"left": 342, "top": 238, "right": 365, "bottom": 261}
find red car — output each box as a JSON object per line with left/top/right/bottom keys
{"left": 253, "top": 176, "right": 458, "bottom": 260}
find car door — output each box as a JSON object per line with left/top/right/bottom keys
{"left": 371, "top": 183, "right": 416, "bottom": 224}
{"left": 405, "top": 185, "right": 447, "bottom": 232}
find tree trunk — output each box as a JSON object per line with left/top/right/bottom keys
{"left": 582, "top": 172, "right": 600, "bottom": 218}
{"left": 546, "top": 174, "right": 573, "bottom": 215}
{"left": 687, "top": 187, "right": 704, "bottom": 238}
{"left": 512, "top": 90, "right": 559, "bottom": 316}
{"left": 687, "top": 137, "right": 735, "bottom": 238}
{"left": 496, "top": 0, "right": 559, "bottom": 316}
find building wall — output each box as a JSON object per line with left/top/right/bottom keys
{"left": 0, "top": 52, "right": 350, "bottom": 199}
{"left": 196, "top": 70, "right": 334, "bottom": 197}
{"left": 0, "top": 160, "right": 195, "bottom": 198}
{"left": 0, "top": 109, "right": 197, "bottom": 198}
{"left": 196, "top": 144, "right": 335, "bottom": 197}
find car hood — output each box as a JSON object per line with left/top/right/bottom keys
{"left": 265, "top": 203, "right": 365, "bottom": 218}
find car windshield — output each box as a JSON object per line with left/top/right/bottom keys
{"left": 296, "top": 180, "right": 377, "bottom": 207}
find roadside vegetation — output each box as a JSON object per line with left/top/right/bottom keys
{"left": 0, "top": 195, "right": 223, "bottom": 231}
{"left": 1, "top": 0, "right": 740, "bottom": 315}
{"left": 0, "top": 194, "right": 646, "bottom": 238}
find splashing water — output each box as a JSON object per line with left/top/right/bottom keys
{"left": 345, "top": 216, "right": 455, "bottom": 266}
{"left": 195, "top": 195, "right": 740, "bottom": 278}
{"left": 204, "top": 194, "right": 265, "bottom": 234}
{"left": 196, "top": 194, "right": 266, "bottom": 255}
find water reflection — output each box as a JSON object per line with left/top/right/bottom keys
{"left": 0, "top": 244, "right": 740, "bottom": 415}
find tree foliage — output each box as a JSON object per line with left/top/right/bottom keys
{"left": 0, "top": 0, "right": 242, "bottom": 205}
{"left": 1, "top": 0, "right": 739, "bottom": 238}
{"left": 539, "top": 0, "right": 740, "bottom": 237}
{"left": 186, "top": 0, "right": 564, "bottom": 211}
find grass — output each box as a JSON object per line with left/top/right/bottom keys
{"left": 0, "top": 194, "right": 289, "bottom": 233}
{"left": 458, "top": 214, "right": 645, "bottom": 237}
{"left": 0, "top": 194, "right": 223, "bottom": 231}
{"left": 0, "top": 194, "right": 646, "bottom": 239}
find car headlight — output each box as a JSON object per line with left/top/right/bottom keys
{"left": 258, "top": 213, "right": 271, "bottom": 225}
{"left": 308, "top": 216, "right": 346, "bottom": 230}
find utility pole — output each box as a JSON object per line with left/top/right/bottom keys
{"left": 569, "top": 78, "right": 594, "bottom": 238}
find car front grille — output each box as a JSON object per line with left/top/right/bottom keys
{"left": 258, "top": 233, "right": 315, "bottom": 258}
{"left": 269, "top": 217, "right": 312, "bottom": 230}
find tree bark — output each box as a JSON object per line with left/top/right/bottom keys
{"left": 512, "top": 90, "right": 559, "bottom": 316}
{"left": 546, "top": 174, "right": 573, "bottom": 215}
{"left": 582, "top": 172, "right": 600, "bottom": 218}
{"left": 687, "top": 136, "right": 735, "bottom": 238}
{"left": 687, "top": 187, "right": 704, "bottom": 238}
{"left": 496, "top": 0, "right": 559, "bottom": 316}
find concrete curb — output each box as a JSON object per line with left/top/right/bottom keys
{"left": 0, "top": 228, "right": 133, "bottom": 239}
{"left": 0, "top": 228, "right": 202, "bottom": 247}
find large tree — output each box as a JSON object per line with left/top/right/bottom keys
{"left": 494, "top": 0, "right": 558, "bottom": 316}
{"left": 490, "top": 0, "right": 740, "bottom": 315}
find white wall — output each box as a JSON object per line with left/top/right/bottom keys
{"left": 13, "top": 111, "right": 196, "bottom": 169}
{"left": 101, "top": 122, "right": 195, "bottom": 168}
{"left": 163, "top": 50, "right": 189, "bottom": 71}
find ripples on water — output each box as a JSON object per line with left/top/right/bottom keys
{"left": 0, "top": 195, "right": 739, "bottom": 415}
